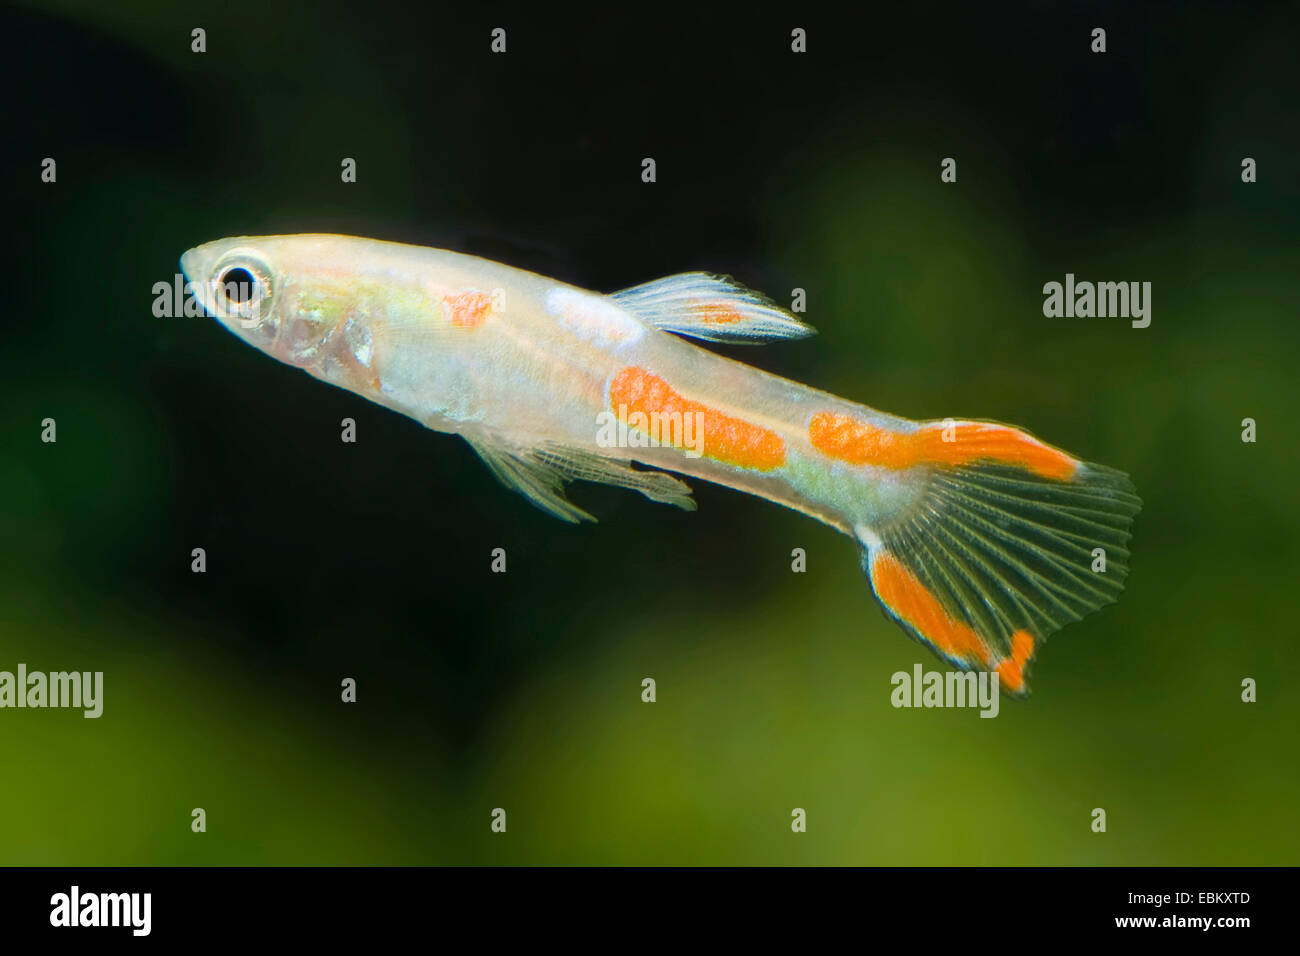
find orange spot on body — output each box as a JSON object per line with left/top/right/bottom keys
{"left": 870, "top": 553, "right": 991, "bottom": 667}
{"left": 609, "top": 366, "right": 786, "bottom": 470}
{"left": 446, "top": 290, "right": 493, "bottom": 328}
{"left": 808, "top": 412, "right": 1078, "bottom": 480}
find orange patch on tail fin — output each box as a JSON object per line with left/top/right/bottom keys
{"left": 870, "top": 551, "right": 1039, "bottom": 692}
{"left": 868, "top": 551, "right": 992, "bottom": 668}
{"left": 809, "top": 412, "right": 1078, "bottom": 480}
{"left": 609, "top": 366, "right": 786, "bottom": 471}
{"left": 995, "top": 631, "right": 1035, "bottom": 693}
{"left": 914, "top": 423, "right": 1078, "bottom": 480}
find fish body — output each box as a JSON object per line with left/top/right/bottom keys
{"left": 182, "top": 234, "right": 1140, "bottom": 694}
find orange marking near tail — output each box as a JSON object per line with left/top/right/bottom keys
{"left": 872, "top": 552, "right": 1036, "bottom": 688}
{"left": 869, "top": 552, "right": 991, "bottom": 667}
{"left": 995, "top": 630, "right": 1035, "bottom": 693}
{"left": 609, "top": 366, "right": 786, "bottom": 471}
{"left": 808, "top": 412, "right": 1078, "bottom": 480}
{"left": 446, "top": 290, "right": 493, "bottom": 328}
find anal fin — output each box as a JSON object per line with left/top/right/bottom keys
{"left": 465, "top": 436, "right": 695, "bottom": 523}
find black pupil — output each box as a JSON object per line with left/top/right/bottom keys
{"left": 221, "top": 267, "right": 256, "bottom": 303}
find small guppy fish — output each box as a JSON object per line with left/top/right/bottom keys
{"left": 182, "top": 234, "right": 1140, "bottom": 694}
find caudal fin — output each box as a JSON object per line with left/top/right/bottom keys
{"left": 855, "top": 422, "right": 1141, "bottom": 696}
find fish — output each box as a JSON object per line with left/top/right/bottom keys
{"left": 181, "top": 234, "right": 1140, "bottom": 695}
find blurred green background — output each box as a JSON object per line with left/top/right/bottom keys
{"left": 2, "top": 0, "right": 1297, "bottom": 864}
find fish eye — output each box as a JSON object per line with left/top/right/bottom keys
{"left": 209, "top": 252, "right": 274, "bottom": 323}
{"left": 218, "top": 266, "right": 257, "bottom": 304}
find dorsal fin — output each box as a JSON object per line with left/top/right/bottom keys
{"left": 610, "top": 272, "right": 815, "bottom": 344}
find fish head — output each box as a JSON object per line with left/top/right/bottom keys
{"left": 181, "top": 236, "right": 382, "bottom": 389}
{"left": 181, "top": 236, "right": 293, "bottom": 354}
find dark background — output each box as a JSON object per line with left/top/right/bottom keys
{"left": 2, "top": 0, "right": 1297, "bottom": 863}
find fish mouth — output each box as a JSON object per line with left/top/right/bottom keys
{"left": 179, "top": 247, "right": 200, "bottom": 281}
{"left": 180, "top": 242, "right": 251, "bottom": 328}
{"left": 180, "top": 246, "right": 219, "bottom": 318}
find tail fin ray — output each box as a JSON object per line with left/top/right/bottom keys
{"left": 860, "top": 457, "right": 1141, "bottom": 695}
